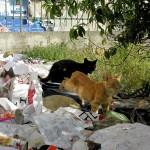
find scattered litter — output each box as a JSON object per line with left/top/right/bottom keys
{"left": 62, "top": 107, "right": 104, "bottom": 121}
{"left": 0, "top": 52, "right": 149, "bottom": 150}
{"left": 0, "top": 135, "right": 28, "bottom": 150}
{"left": 33, "top": 108, "right": 92, "bottom": 149}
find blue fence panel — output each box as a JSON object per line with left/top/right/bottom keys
{"left": 0, "top": 0, "right": 46, "bottom": 32}
{"left": 0, "top": 0, "right": 99, "bottom": 32}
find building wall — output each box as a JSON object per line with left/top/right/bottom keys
{"left": 0, "top": 32, "right": 114, "bottom": 52}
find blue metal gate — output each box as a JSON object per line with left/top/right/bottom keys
{"left": 0, "top": 0, "right": 99, "bottom": 32}
{"left": 0, "top": 0, "right": 48, "bottom": 32}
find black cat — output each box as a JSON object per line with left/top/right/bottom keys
{"left": 39, "top": 58, "right": 97, "bottom": 83}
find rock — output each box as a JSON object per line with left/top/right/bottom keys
{"left": 89, "top": 123, "right": 150, "bottom": 150}
{"left": 43, "top": 95, "right": 80, "bottom": 111}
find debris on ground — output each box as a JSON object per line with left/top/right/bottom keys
{"left": 0, "top": 52, "right": 149, "bottom": 150}
{"left": 43, "top": 95, "right": 80, "bottom": 111}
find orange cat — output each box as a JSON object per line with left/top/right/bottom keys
{"left": 59, "top": 71, "right": 121, "bottom": 114}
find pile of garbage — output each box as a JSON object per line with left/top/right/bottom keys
{"left": 0, "top": 51, "right": 150, "bottom": 150}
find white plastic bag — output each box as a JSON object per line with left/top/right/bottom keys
{"left": 9, "top": 72, "right": 43, "bottom": 114}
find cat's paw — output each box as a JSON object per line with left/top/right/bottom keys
{"left": 59, "top": 85, "right": 64, "bottom": 92}
{"left": 91, "top": 108, "right": 99, "bottom": 114}
{"left": 91, "top": 110, "right": 99, "bottom": 114}
{"left": 81, "top": 102, "right": 91, "bottom": 112}
{"left": 81, "top": 99, "right": 85, "bottom": 106}
{"left": 64, "top": 77, "right": 69, "bottom": 80}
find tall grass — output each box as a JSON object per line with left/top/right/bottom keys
{"left": 23, "top": 43, "right": 94, "bottom": 63}
{"left": 23, "top": 43, "right": 150, "bottom": 93}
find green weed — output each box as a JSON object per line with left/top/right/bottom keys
{"left": 23, "top": 43, "right": 150, "bottom": 93}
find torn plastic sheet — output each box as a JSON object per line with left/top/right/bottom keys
{"left": 0, "top": 146, "right": 17, "bottom": 150}
{"left": 4, "top": 61, "right": 30, "bottom": 75}
{"left": 27, "top": 62, "right": 53, "bottom": 78}
{"left": 0, "top": 123, "right": 43, "bottom": 148}
{"left": 0, "top": 97, "right": 18, "bottom": 111}
{"left": 54, "top": 107, "right": 93, "bottom": 128}
{"left": 33, "top": 108, "right": 93, "bottom": 149}
{"left": 61, "top": 107, "right": 104, "bottom": 121}
{"left": 0, "top": 123, "right": 35, "bottom": 138}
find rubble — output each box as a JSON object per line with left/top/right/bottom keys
{"left": 0, "top": 52, "right": 149, "bottom": 150}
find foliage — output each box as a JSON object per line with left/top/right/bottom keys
{"left": 22, "top": 43, "right": 94, "bottom": 62}
{"left": 23, "top": 43, "right": 150, "bottom": 93}
{"left": 93, "top": 44, "right": 150, "bottom": 93}
{"left": 43, "top": 0, "right": 150, "bottom": 46}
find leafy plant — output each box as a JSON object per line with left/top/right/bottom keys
{"left": 43, "top": 0, "right": 150, "bottom": 46}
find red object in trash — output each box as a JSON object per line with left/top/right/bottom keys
{"left": 47, "top": 145, "right": 57, "bottom": 150}
{"left": 28, "top": 145, "right": 58, "bottom": 150}
{"left": 28, "top": 81, "right": 35, "bottom": 104}
{"left": 99, "top": 114, "right": 105, "bottom": 120}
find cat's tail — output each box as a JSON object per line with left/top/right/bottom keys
{"left": 38, "top": 72, "right": 51, "bottom": 83}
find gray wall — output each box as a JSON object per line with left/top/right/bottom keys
{"left": 0, "top": 32, "right": 113, "bottom": 52}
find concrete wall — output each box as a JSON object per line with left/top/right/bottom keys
{"left": 0, "top": 31, "right": 113, "bottom": 52}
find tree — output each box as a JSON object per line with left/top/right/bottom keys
{"left": 43, "top": 0, "right": 150, "bottom": 46}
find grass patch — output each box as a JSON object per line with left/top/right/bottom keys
{"left": 23, "top": 43, "right": 150, "bottom": 93}
{"left": 23, "top": 43, "right": 94, "bottom": 63}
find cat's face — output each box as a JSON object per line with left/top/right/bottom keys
{"left": 105, "top": 74, "right": 121, "bottom": 96}
{"left": 84, "top": 58, "right": 97, "bottom": 73}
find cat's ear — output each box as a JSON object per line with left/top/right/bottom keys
{"left": 84, "top": 58, "right": 88, "bottom": 62}
{"left": 114, "top": 75, "right": 122, "bottom": 82}
{"left": 104, "top": 74, "right": 112, "bottom": 81}
{"left": 93, "top": 59, "right": 97, "bottom": 64}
